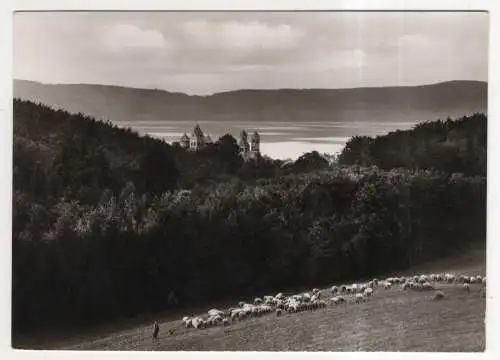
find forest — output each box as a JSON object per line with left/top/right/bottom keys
{"left": 338, "top": 113, "right": 486, "bottom": 176}
{"left": 12, "top": 99, "right": 487, "bottom": 335}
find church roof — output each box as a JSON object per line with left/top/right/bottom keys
{"left": 251, "top": 131, "right": 260, "bottom": 140}
{"left": 192, "top": 124, "right": 204, "bottom": 139}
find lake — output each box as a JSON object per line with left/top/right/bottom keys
{"left": 113, "top": 120, "right": 419, "bottom": 160}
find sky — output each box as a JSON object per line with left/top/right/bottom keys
{"left": 13, "top": 11, "right": 489, "bottom": 95}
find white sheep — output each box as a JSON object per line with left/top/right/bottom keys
{"left": 330, "top": 296, "right": 345, "bottom": 305}
{"left": 259, "top": 304, "right": 273, "bottom": 314}
{"left": 183, "top": 316, "right": 193, "bottom": 328}
{"left": 340, "top": 285, "right": 347, "bottom": 293}
{"left": 364, "top": 288, "right": 373, "bottom": 297}
{"left": 192, "top": 317, "right": 205, "bottom": 329}
{"left": 355, "top": 293, "right": 365, "bottom": 303}
{"left": 210, "top": 314, "right": 223, "bottom": 325}
{"left": 241, "top": 303, "right": 255, "bottom": 310}
{"left": 205, "top": 317, "right": 215, "bottom": 327}
{"left": 254, "top": 297, "right": 263, "bottom": 305}
{"left": 317, "top": 300, "right": 327, "bottom": 308}
{"left": 463, "top": 283, "right": 471, "bottom": 291}
{"left": 413, "top": 283, "right": 424, "bottom": 291}
{"left": 312, "top": 288, "right": 320, "bottom": 294}
{"left": 331, "top": 285, "right": 338, "bottom": 294}
{"left": 251, "top": 307, "right": 261, "bottom": 317}
{"left": 445, "top": 273, "right": 456, "bottom": 283}
{"left": 236, "top": 309, "right": 249, "bottom": 320}
{"left": 208, "top": 309, "right": 224, "bottom": 317}
{"left": 232, "top": 308, "right": 247, "bottom": 319}
{"left": 287, "top": 303, "right": 299, "bottom": 313}
{"left": 422, "top": 282, "right": 434, "bottom": 291}
{"left": 419, "top": 275, "right": 429, "bottom": 284}
{"left": 433, "top": 291, "right": 446, "bottom": 301}
{"left": 383, "top": 281, "right": 392, "bottom": 290}
{"left": 469, "top": 276, "right": 480, "bottom": 284}
{"left": 264, "top": 295, "right": 274, "bottom": 303}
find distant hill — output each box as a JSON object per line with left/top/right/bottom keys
{"left": 13, "top": 79, "right": 487, "bottom": 123}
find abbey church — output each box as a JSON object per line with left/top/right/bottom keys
{"left": 179, "top": 124, "right": 261, "bottom": 160}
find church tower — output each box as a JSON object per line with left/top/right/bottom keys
{"left": 239, "top": 130, "right": 250, "bottom": 155}
{"left": 190, "top": 124, "right": 205, "bottom": 151}
{"left": 180, "top": 133, "right": 190, "bottom": 149}
{"left": 250, "top": 131, "right": 260, "bottom": 154}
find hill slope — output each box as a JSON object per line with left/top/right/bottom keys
{"left": 15, "top": 247, "right": 486, "bottom": 351}
{"left": 13, "top": 79, "right": 487, "bottom": 123}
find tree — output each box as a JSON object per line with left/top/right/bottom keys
{"left": 338, "top": 136, "right": 373, "bottom": 166}
{"left": 215, "top": 134, "right": 243, "bottom": 173}
{"left": 139, "top": 142, "right": 179, "bottom": 195}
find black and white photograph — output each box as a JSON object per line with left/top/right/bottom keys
{"left": 8, "top": 4, "right": 492, "bottom": 353}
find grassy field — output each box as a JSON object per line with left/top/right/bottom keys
{"left": 15, "top": 247, "right": 486, "bottom": 352}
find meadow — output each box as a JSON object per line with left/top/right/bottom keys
{"left": 21, "top": 248, "right": 485, "bottom": 352}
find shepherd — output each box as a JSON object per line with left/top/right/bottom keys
{"left": 153, "top": 321, "right": 160, "bottom": 341}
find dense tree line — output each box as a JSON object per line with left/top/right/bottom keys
{"left": 338, "top": 113, "right": 487, "bottom": 176}
{"left": 12, "top": 100, "right": 486, "bottom": 336}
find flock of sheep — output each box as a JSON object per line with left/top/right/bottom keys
{"left": 179, "top": 272, "right": 486, "bottom": 331}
